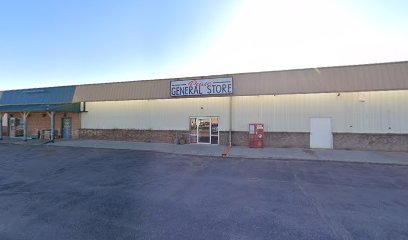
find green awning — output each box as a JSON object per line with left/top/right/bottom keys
{"left": 0, "top": 103, "right": 81, "bottom": 112}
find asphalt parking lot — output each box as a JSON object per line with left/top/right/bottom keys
{"left": 0, "top": 144, "right": 407, "bottom": 240}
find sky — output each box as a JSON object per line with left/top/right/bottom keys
{"left": 0, "top": 0, "right": 407, "bottom": 90}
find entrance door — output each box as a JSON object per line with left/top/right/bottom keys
{"left": 61, "top": 117, "right": 72, "bottom": 139}
{"left": 9, "top": 117, "right": 24, "bottom": 138}
{"left": 310, "top": 118, "right": 333, "bottom": 149}
{"left": 197, "top": 118, "right": 211, "bottom": 144}
{"left": 190, "top": 117, "right": 219, "bottom": 144}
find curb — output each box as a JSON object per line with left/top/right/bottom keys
{"left": 224, "top": 154, "right": 408, "bottom": 166}
{"left": 1, "top": 141, "right": 408, "bottom": 166}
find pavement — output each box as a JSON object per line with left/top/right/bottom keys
{"left": 44, "top": 139, "right": 408, "bottom": 166}
{"left": 0, "top": 144, "right": 408, "bottom": 240}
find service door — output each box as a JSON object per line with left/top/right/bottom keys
{"left": 310, "top": 118, "right": 333, "bottom": 149}
{"left": 61, "top": 117, "right": 72, "bottom": 139}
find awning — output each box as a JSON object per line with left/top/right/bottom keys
{"left": 0, "top": 103, "right": 81, "bottom": 112}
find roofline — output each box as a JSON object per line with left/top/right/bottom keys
{"left": 0, "top": 85, "right": 78, "bottom": 92}
{"left": 0, "top": 101, "right": 78, "bottom": 106}
{"left": 1, "top": 60, "right": 407, "bottom": 91}
{"left": 231, "top": 60, "right": 408, "bottom": 76}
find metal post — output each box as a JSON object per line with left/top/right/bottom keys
{"left": 0, "top": 112, "right": 3, "bottom": 140}
{"left": 50, "top": 112, "right": 55, "bottom": 142}
{"left": 22, "top": 112, "right": 29, "bottom": 141}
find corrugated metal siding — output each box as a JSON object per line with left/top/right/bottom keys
{"left": 0, "top": 91, "right": 3, "bottom": 102}
{"left": 81, "top": 90, "right": 408, "bottom": 134}
{"left": 231, "top": 91, "right": 408, "bottom": 133}
{"left": 73, "top": 79, "right": 171, "bottom": 102}
{"left": 81, "top": 97, "right": 230, "bottom": 131}
{"left": 73, "top": 61, "right": 408, "bottom": 102}
{"left": 233, "top": 61, "right": 408, "bottom": 96}
{"left": 0, "top": 86, "right": 76, "bottom": 105}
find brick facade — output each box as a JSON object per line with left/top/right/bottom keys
{"left": 219, "top": 131, "right": 309, "bottom": 148}
{"left": 7, "top": 112, "right": 81, "bottom": 139}
{"left": 79, "top": 129, "right": 190, "bottom": 144}
{"left": 333, "top": 133, "right": 408, "bottom": 152}
{"left": 79, "top": 129, "right": 407, "bottom": 152}
{"left": 79, "top": 129, "right": 308, "bottom": 147}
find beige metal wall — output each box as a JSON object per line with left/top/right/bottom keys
{"left": 233, "top": 61, "right": 408, "bottom": 96}
{"left": 73, "top": 61, "right": 408, "bottom": 102}
{"left": 81, "top": 90, "right": 408, "bottom": 134}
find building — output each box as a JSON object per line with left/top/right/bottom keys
{"left": 1, "top": 61, "right": 407, "bottom": 151}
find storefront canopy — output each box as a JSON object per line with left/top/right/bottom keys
{"left": 0, "top": 85, "right": 81, "bottom": 113}
{"left": 0, "top": 103, "right": 81, "bottom": 113}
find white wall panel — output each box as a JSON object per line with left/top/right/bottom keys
{"left": 232, "top": 90, "right": 408, "bottom": 133}
{"left": 82, "top": 90, "right": 408, "bottom": 134}
{"left": 82, "top": 97, "right": 230, "bottom": 131}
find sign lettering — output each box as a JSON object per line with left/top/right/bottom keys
{"left": 170, "top": 78, "right": 233, "bottom": 97}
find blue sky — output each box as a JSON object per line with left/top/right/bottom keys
{"left": 1, "top": 0, "right": 407, "bottom": 90}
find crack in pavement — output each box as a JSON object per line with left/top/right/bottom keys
{"left": 294, "top": 173, "right": 353, "bottom": 240}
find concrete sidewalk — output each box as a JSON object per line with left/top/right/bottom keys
{"left": 49, "top": 139, "right": 408, "bottom": 165}
{"left": 50, "top": 139, "right": 226, "bottom": 157}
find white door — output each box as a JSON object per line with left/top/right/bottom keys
{"left": 310, "top": 118, "right": 333, "bottom": 149}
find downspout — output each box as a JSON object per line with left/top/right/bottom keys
{"left": 229, "top": 95, "right": 232, "bottom": 146}
{"left": 222, "top": 95, "right": 233, "bottom": 157}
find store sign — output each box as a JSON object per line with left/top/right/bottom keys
{"left": 170, "top": 77, "right": 233, "bottom": 97}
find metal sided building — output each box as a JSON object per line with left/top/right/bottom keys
{"left": 1, "top": 61, "right": 408, "bottom": 151}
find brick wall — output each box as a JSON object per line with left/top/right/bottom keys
{"left": 78, "top": 129, "right": 407, "bottom": 152}
{"left": 79, "top": 129, "right": 190, "bottom": 144}
{"left": 334, "top": 133, "right": 408, "bottom": 152}
{"left": 219, "top": 131, "right": 309, "bottom": 148}
{"left": 24, "top": 112, "right": 81, "bottom": 139}
{"left": 80, "top": 129, "right": 308, "bottom": 147}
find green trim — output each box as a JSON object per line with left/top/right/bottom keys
{"left": 0, "top": 103, "right": 81, "bottom": 112}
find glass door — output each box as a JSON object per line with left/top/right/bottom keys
{"left": 190, "top": 117, "right": 219, "bottom": 144}
{"left": 197, "top": 118, "right": 211, "bottom": 144}
{"left": 190, "top": 118, "right": 197, "bottom": 143}
{"left": 62, "top": 117, "right": 72, "bottom": 139}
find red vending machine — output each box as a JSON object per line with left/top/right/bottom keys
{"left": 249, "top": 124, "right": 264, "bottom": 148}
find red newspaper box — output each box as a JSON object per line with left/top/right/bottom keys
{"left": 249, "top": 124, "right": 264, "bottom": 148}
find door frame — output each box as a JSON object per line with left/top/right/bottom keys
{"left": 190, "top": 116, "right": 219, "bottom": 145}
{"left": 61, "top": 117, "right": 72, "bottom": 139}
{"left": 309, "top": 117, "right": 333, "bottom": 149}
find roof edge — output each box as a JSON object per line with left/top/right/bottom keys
{"left": 1, "top": 60, "right": 407, "bottom": 92}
